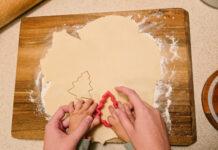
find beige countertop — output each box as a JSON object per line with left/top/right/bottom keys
{"left": 0, "top": 0, "right": 218, "bottom": 149}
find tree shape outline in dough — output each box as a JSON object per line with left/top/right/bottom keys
{"left": 68, "top": 71, "right": 93, "bottom": 99}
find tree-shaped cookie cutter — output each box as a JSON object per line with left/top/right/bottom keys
{"left": 95, "top": 91, "right": 119, "bottom": 127}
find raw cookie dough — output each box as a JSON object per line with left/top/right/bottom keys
{"left": 40, "top": 15, "right": 161, "bottom": 143}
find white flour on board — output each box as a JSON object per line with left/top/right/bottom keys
{"left": 28, "top": 14, "right": 180, "bottom": 132}
{"left": 28, "top": 71, "right": 51, "bottom": 118}
{"left": 136, "top": 14, "right": 180, "bottom": 131}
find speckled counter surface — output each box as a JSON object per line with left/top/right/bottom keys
{"left": 0, "top": 0, "right": 218, "bottom": 149}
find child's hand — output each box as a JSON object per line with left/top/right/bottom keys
{"left": 108, "top": 102, "right": 135, "bottom": 142}
{"left": 67, "top": 99, "right": 100, "bottom": 136}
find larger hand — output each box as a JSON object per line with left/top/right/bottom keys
{"left": 43, "top": 105, "right": 93, "bottom": 150}
{"left": 115, "top": 86, "right": 170, "bottom": 150}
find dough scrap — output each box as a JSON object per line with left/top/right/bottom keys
{"left": 40, "top": 15, "right": 161, "bottom": 143}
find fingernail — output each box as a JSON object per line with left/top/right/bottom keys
{"left": 115, "top": 108, "right": 120, "bottom": 114}
{"left": 86, "top": 115, "right": 93, "bottom": 122}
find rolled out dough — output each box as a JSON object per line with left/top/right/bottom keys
{"left": 40, "top": 15, "right": 161, "bottom": 143}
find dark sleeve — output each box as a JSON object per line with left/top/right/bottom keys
{"left": 77, "top": 139, "right": 91, "bottom": 150}
{"left": 124, "top": 142, "right": 134, "bottom": 150}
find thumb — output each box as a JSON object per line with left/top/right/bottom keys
{"left": 67, "top": 116, "right": 93, "bottom": 144}
{"left": 115, "top": 108, "right": 134, "bottom": 136}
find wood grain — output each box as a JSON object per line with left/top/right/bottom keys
{"left": 12, "top": 8, "right": 196, "bottom": 146}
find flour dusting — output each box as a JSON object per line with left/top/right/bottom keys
{"left": 167, "top": 35, "right": 180, "bottom": 61}
{"left": 28, "top": 71, "right": 51, "bottom": 119}
{"left": 135, "top": 14, "right": 180, "bottom": 132}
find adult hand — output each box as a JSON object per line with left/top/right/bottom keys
{"left": 43, "top": 105, "right": 93, "bottom": 150}
{"left": 115, "top": 86, "right": 170, "bottom": 150}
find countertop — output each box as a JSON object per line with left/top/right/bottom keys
{"left": 0, "top": 0, "right": 218, "bottom": 149}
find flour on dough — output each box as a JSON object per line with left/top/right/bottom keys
{"left": 40, "top": 15, "right": 161, "bottom": 143}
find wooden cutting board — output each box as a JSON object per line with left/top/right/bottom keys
{"left": 12, "top": 8, "right": 196, "bottom": 145}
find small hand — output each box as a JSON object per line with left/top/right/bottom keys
{"left": 114, "top": 86, "right": 170, "bottom": 150}
{"left": 68, "top": 99, "right": 100, "bottom": 136}
{"left": 43, "top": 105, "right": 93, "bottom": 150}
